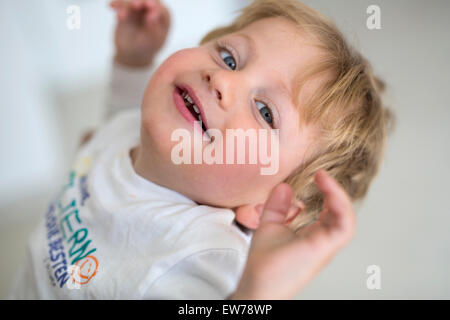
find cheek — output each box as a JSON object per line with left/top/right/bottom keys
{"left": 193, "top": 130, "right": 288, "bottom": 203}
{"left": 141, "top": 49, "right": 204, "bottom": 154}
{"left": 142, "top": 51, "right": 185, "bottom": 105}
{"left": 194, "top": 163, "right": 275, "bottom": 206}
{"left": 141, "top": 47, "right": 208, "bottom": 120}
{"left": 149, "top": 48, "right": 201, "bottom": 83}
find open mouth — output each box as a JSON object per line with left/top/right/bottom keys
{"left": 176, "top": 87, "right": 208, "bottom": 133}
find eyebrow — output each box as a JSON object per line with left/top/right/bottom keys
{"left": 234, "top": 33, "right": 297, "bottom": 109}
{"left": 234, "top": 33, "right": 256, "bottom": 56}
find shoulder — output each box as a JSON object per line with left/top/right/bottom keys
{"left": 143, "top": 247, "right": 246, "bottom": 299}
{"left": 81, "top": 109, "right": 141, "bottom": 151}
{"left": 140, "top": 207, "right": 253, "bottom": 299}
{"left": 98, "top": 109, "right": 141, "bottom": 140}
{"left": 173, "top": 205, "right": 252, "bottom": 256}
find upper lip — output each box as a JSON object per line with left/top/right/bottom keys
{"left": 176, "top": 84, "right": 209, "bottom": 131}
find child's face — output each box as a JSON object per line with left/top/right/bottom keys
{"left": 139, "top": 17, "right": 323, "bottom": 209}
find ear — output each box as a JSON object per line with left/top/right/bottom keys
{"left": 284, "top": 199, "right": 305, "bottom": 225}
{"left": 233, "top": 199, "right": 305, "bottom": 230}
{"left": 233, "top": 204, "right": 263, "bottom": 230}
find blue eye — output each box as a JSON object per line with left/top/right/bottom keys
{"left": 219, "top": 49, "right": 237, "bottom": 70}
{"left": 256, "top": 101, "right": 274, "bottom": 127}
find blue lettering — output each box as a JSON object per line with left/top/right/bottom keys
{"left": 58, "top": 199, "right": 76, "bottom": 215}
{"left": 68, "top": 228, "right": 97, "bottom": 265}
{"left": 59, "top": 209, "right": 81, "bottom": 240}
{"left": 79, "top": 175, "right": 90, "bottom": 206}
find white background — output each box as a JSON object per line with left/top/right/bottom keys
{"left": 0, "top": 0, "right": 449, "bottom": 299}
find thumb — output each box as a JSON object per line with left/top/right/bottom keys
{"left": 260, "top": 183, "right": 293, "bottom": 224}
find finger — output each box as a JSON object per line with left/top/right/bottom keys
{"left": 146, "top": 10, "right": 160, "bottom": 25}
{"left": 143, "top": 1, "right": 160, "bottom": 24}
{"left": 110, "top": 0, "right": 129, "bottom": 10}
{"left": 158, "top": 3, "right": 171, "bottom": 29}
{"left": 260, "top": 183, "right": 293, "bottom": 224}
{"left": 295, "top": 170, "right": 355, "bottom": 250}
{"left": 142, "top": 0, "right": 158, "bottom": 12}
{"left": 117, "top": 8, "right": 129, "bottom": 21}
{"left": 292, "top": 170, "right": 356, "bottom": 247}
{"left": 114, "top": 0, "right": 147, "bottom": 17}
{"left": 315, "top": 170, "right": 349, "bottom": 206}
{"left": 314, "top": 170, "right": 355, "bottom": 234}
{"left": 131, "top": 0, "right": 144, "bottom": 10}
{"left": 111, "top": 0, "right": 132, "bottom": 20}
{"left": 109, "top": 0, "right": 123, "bottom": 9}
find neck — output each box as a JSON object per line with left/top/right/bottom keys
{"left": 130, "top": 144, "right": 205, "bottom": 206}
{"left": 130, "top": 144, "right": 164, "bottom": 187}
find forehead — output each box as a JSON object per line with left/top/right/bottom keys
{"left": 228, "top": 17, "right": 323, "bottom": 107}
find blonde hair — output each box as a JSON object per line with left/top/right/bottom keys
{"left": 199, "top": 0, "right": 395, "bottom": 232}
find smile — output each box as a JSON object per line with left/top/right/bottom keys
{"left": 173, "top": 86, "right": 210, "bottom": 138}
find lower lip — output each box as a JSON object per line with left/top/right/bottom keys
{"left": 173, "top": 87, "right": 206, "bottom": 135}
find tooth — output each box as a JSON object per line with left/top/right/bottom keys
{"left": 186, "top": 95, "right": 194, "bottom": 104}
{"left": 193, "top": 105, "right": 200, "bottom": 114}
{"left": 198, "top": 114, "right": 202, "bottom": 123}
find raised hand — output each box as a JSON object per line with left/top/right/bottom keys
{"left": 231, "top": 170, "right": 356, "bottom": 299}
{"left": 110, "top": 0, "right": 171, "bottom": 67}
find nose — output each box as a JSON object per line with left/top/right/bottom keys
{"left": 202, "top": 69, "right": 233, "bottom": 110}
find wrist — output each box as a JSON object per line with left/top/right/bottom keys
{"left": 114, "top": 52, "right": 154, "bottom": 69}
{"left": 229, "top": 279, "right": 259, "bottom": 300}
{"left": 228, "top": 290, "right": 259, "bottom": 300}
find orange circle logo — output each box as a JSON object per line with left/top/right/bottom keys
{"left": 70, "top": 255, "right": 98, "bottom": 285}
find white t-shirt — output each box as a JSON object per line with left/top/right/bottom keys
{"left": 9, "top": 62, "right": 253, "bottom": 300}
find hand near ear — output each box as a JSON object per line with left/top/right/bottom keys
{"left": 230, "top": 170, "right": 356, "bottom": 299}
